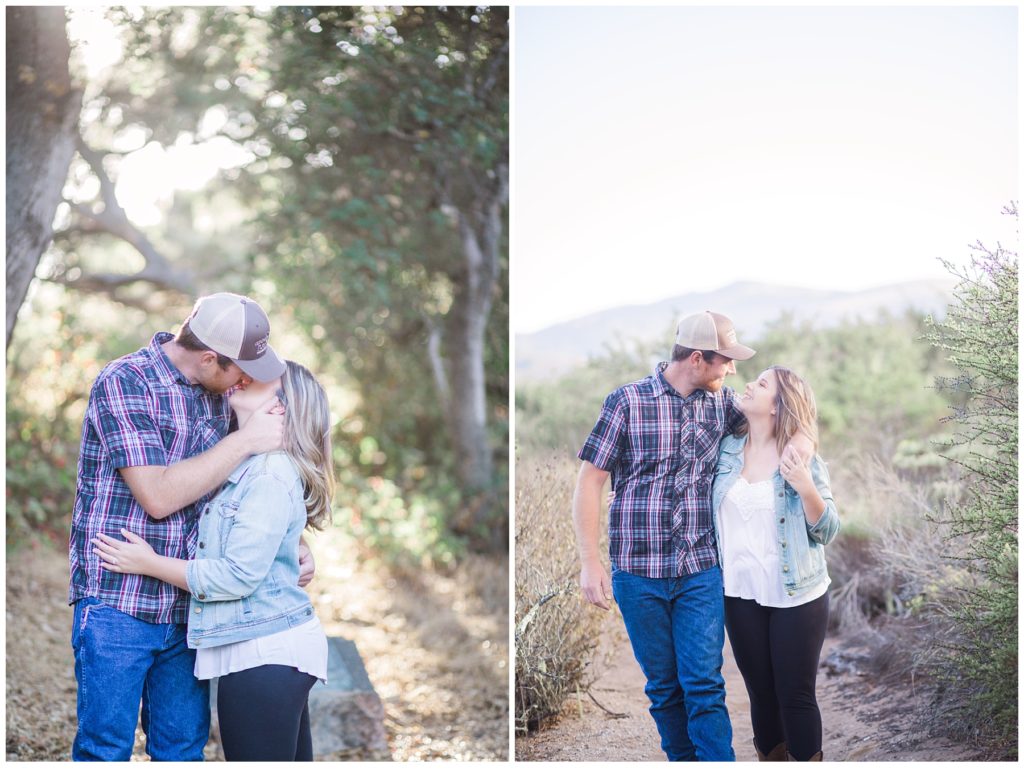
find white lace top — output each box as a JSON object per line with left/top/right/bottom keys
{"left": 719, "top": 477, "right": 829, "bottom": 608}
{"left": 194, "top": 615, "right": 329, "bottom": 683}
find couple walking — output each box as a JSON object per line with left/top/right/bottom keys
{"left": 69, "top": 292, "right": 335, "bottom": 761}
{"left": 574, "top": 310, "right": 839, "bottom": 762}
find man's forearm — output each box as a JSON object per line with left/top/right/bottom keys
{"left": 573, "top": 498, "right": 602, "bottom": 564}
{"left": 572, "top": 466, "right": 607, "bottom": 564}
{"left": 120, "top": 432, "right": 251, "bottom": 519}
{"left": 574, "top": 463, "right": 613, "bottom": 609}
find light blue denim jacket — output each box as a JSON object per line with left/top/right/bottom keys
{"left": 711, "top": 433, "right": 840, "bottom": 597}
{"left": 185, "top": 451, "right": 314, "bottom": 649}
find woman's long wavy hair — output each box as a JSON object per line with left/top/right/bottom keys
{"left": 281, "top": 361, "right": 335, "bottom": 530}
{"left": 736, "top": 365, "right": 819, "bottom": 455}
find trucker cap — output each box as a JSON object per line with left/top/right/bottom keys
{"left": 675, "top": 310, "right": 756, "bottom": 361}
{"left": 187, "top": 293, "right": 286, "bottom": 381}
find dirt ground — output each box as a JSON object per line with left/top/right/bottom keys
{"left": 515, "top": 609, "right": 979, "bottom": 762}
{"left": 5, "top": 529, "right": 508, "bottom": 761}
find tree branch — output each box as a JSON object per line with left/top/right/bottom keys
{"left": 46, "top": 266, "right": 178, "bottom": 313}
{"left": 55, "top": 135, "right": 195, "bottom": 296}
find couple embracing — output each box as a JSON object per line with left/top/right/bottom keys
{"left": 69, "top": 293, "right": 335, "bottom": 761}
{"left": 573, "top": 310, "right": 839, "bottom": 762}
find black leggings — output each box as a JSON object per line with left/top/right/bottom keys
{"left": 724, "top": 592, "right": 829, "bottom": 761}
{"left": 217, "top": 664, "right": 317, "bottom": 761}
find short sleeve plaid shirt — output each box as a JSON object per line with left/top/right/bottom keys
{"left": 578, "top": 362, "right": 743, "bottom": 579}
{"left": 68, "top": 332, "right": 231, "bottom": 623}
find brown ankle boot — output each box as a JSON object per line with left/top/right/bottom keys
{"left": 786, "top": 751, "right": 823, "bottom": 761}
{"left": 754, "top": 739, "right": 787, "bottom": 761}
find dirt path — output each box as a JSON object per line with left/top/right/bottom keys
{"left": 516, "top": 612, "right": 975, "bottom": 762}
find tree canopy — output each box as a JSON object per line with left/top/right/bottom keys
{"left": 7, "top": 6, "right": 509, "bottom": 558}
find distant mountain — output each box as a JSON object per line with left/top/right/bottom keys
{"left": 516, "top": 279, "right": 956, "bottom": 384}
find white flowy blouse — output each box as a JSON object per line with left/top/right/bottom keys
{"left": 719, "top": 477, "right": 829, "bottom": 608}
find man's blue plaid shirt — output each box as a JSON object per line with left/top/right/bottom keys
{"left": 68, "top": 332, "right": 230, "bottom": 623}
{"left": 579, "top": 362, "right": 743, "bottom": 579}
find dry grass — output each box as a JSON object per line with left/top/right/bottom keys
{"left": 5, "top": 528, "right": 508, "bottom": 761}
{"left": 826, "top": 451, "right": 941, "bottom": 635}
{"left": 514, "top": 453, "right": 604, "bottom": 734}
{"left": 821, "top": 449, "right": 976, "bottom": 687}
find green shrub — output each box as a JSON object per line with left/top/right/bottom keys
{"left": 332, "top": 436, "right": 467, "bottom": 569}
{"left": 922, "top": 207, "right": 1018, "bottom": 756}
{"left": 5, "top": 402, "right": 78, "bottom": 547}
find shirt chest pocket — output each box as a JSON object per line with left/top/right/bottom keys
{"left": 688, "top": 420, "right": 724, "bottom": 465}
{"left": 158, "top": 415, "right": 187, "bottom": 459}
{"left": 157, "top": 414, "right": 224, "bottom": 463}
{"left": 190, "top": 416, "right": 226, "bottom": 458}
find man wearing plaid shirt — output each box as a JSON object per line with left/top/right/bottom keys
{"left": 68, "top": 293, "right": 311, "bottom": 761}
{"left": 573, "top": 310, "right": 759, "bottom": 761}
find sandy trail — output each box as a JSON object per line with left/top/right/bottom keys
{"left": 516, "top": 610, "right": 974, "bottom": 762}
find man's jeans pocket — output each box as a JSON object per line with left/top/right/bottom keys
{"left": 71, "top": 597, "right": 106, "bottom": 651}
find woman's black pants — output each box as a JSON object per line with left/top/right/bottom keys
{"left": 724, "top": 592, "right": 829, "bottom": 761}
{"left": 217, "top": 664, "right": 317, "bottom": 761}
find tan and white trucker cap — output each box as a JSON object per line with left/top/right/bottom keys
{"left": 675, "top": 310, "right": 756, "bottom": 361}
{"left": 188, "top": 293, "right": 286, "bottom": 381}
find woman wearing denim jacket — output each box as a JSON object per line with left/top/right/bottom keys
{"left": 93, "top": 361, "right": 334, "bottom": 761}
{"left": 711, "top": 365, "right": 839, "bottom": 762}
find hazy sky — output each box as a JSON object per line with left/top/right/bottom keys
{"left": 513, "top": 5, "right": 1018, "bottom": 333}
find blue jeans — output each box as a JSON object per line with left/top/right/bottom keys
{"left": 612, "top": 566, "right": 734, "bottom": 761}
{"left": 71, "top": 597, "right": 209, "bottom": 761}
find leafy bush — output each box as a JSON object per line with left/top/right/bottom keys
{"left": 4, "top": 288, "right": 138, "bottom": 545}
{"left": 331, "top": 436, "right": 467, "bottom": 569}
{"left": 921, "top": 210, "right": 1018, "bottom": 755}
{"left": 5, "top": 402, "right": 78, "bottom": 546}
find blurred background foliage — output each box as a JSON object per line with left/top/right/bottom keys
{"left": 7, "top": 6, "right": 509, "bottom": 567}
{"left": 515, "top": 212, "right": 1017, "bottom": 755}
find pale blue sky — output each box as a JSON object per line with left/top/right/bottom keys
{"left": 513, "top": 5, "right": 1018, "bottom": 333}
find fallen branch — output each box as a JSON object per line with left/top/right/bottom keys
{"left": 587, "top": 689, "right": 628, "bottom": 719}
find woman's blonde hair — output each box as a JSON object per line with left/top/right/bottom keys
{"left": 767, "top": 366, "right": 819, "bottom": 455}
{"left": 281, "top": 360, "right": 335, "bottom": 530}
{"left": 735, "top": 365, "right": 819, "bottom": 455}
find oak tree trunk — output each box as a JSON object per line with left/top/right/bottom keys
{"left": 6, "top": 6, "right": 80, "bottom": 348}
{"left": 442, "top": 177, "right": 505, "bottom": 498}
